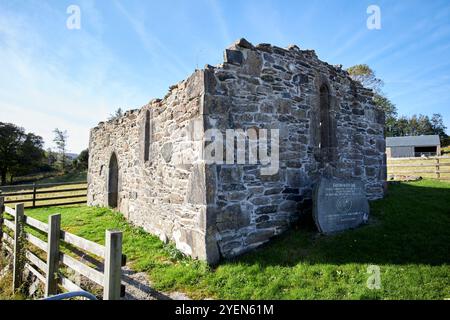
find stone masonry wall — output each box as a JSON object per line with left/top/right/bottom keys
{"left": 88, "top": 38, "right": 386, "bottom": 264}
{"left": 202, "top": 39, "right": 386, "bottom": 259}
{"left": 88, "top": 70, "right": 220, "bottom": 263}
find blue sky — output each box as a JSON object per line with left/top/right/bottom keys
{"left": 1, "top": 0, "right": 449, "bottom": 153}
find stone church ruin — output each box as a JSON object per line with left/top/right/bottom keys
{"left": 87, "top": 38, "right": 386, "bottom": 264}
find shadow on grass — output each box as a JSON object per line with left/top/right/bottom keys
{"left": 226, "top": 181, "right": 450, "bottom": 268}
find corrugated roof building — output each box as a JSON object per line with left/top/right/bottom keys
{"left": 386, "top": 135, "right": 441, "bottom": 158}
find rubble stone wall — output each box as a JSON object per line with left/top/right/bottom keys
{"left": 88, "top": 39, "right": 386, "bottom": 264}
{"left": 88, "top": 71, "right": 220, "bottom": 262}
{"left": 203, "top": 39, "right": 386, "bottom": 258}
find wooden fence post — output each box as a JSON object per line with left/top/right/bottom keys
{"left": 436, "top": 158, "right": 440, "bottom": 180}
{"left": 32, "top": 183, "right": 37, "bottom": 208}
{"left": 12, "top": 203, "right": 25, "bottom": 291}
{"left": 0, "top": 196, "right": 4, "bottom": 251}
{"left": 103, "top": 230, "right": 122, "bottom": 300}
{"left": 45, "top": 214, "right": 61, "bottom": 297}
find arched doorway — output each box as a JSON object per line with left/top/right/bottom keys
{"left": 108, "top": 153, "right": 119, "bottom": 208}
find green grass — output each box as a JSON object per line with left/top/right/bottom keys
{"left": 5, "top": 170, "right": 87, "bottom": 186}
{"left": 0, "top": 256, "right": 25, "bottom": 300}
{"left": 4, "top": 179, "right": 450, "bottom": 300}
{"left": 37, "top": 171, "right": 87, "bottom": 184}
{"left": 3, "top": 182, "right": 87, "bottom": 209}
{"left": 443, "top": 146, "right": 450, "bottom": 155}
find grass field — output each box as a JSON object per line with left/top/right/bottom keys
{"left": 1, "top": 183, "right": 87, "bottom": 209}
{"left": 0, "top": 171, "right": 87, "bottom": 209}
{"left": 37, "top": 171, "right": 87, "bottom": 184}
{"left": 2, "top": 179, "right": 446, "bottom": 300}
{"left": 5, "top": 171, "right": 87, "bottom": 186}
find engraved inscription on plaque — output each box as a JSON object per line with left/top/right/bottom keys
{"left": 313, "top": 178, "right": 370, "bottom": 234}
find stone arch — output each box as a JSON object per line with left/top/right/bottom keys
{"left": 107, "top": 152, "right": 119, "bottom": 208}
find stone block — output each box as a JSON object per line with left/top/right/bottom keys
{"left": 255, "top": 205, "right": 278, "bottom": 215}
{"left": 225, "top": 49, "right": 243, "bottom": 65}
{"left": 245, "top": 230, "right": 274, "bottom": 245}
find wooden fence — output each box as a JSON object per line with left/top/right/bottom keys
{"left": 0, "top": 181, "right": 87, "bottom": 209}
{"left": 0, "top": 198, "right": 126, "bottom": 300}
{"left": 387, "top": 156, "right": 450, "bottom": 181}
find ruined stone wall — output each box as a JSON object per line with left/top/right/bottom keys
{"left": 88, "top": 39, "right": 386, "bottom": 264}
{"left": 88, "top": 70, "right": 220, "bottom": 262}
{"left": 203, "top": 39, "right": 386, "bottom": 259}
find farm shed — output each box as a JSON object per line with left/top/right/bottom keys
{"left": 386, "top": 135, "right": 441, "bottom": 158}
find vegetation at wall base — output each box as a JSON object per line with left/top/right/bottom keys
{"left": 1, "top": 179, "right": 448, "bottom": 300}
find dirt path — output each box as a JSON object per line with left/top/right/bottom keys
{"left": 121, "top": 266, "right": 191, "bottom": 300}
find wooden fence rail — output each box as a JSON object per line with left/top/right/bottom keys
{"left": 0, "top": 198, "right": 126, "bottom": 300}
{"left": 387, "top": 156, "right": 450, "bottom": 181}
{"left": 0, "top": 181, "right": 87, "bottom": 209}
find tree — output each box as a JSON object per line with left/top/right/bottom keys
{"left": 347, "top": 64, "right": 384, "bottom": 94}
{"left": 46, "top": 148, "right": 58, "bottom": 167}
{"left": 72, "top": 149, "right": 89, "bottom": 171}
{"left": 387, "top": 113, "right": 447, "bottom": 138}
{"left": 392, "top": 116, "right": 410, "bottom": 137}
{"left": 108, "top": 108, "right": 124, "bottom": 121}
{"left": 0, "top": 123, "right": 46, "bottom": 185}
{"left": 0, "top": 123, "right": 26, "bottom": 185}
{"left": 53, "top": 128, "right": 68, "bottom": 171}
{"left": 347, "top": 65, "right": 448, "bottom": 139}
{"left": 430, "top": 113, "right": 448, "bottom": 141}
{"left": 373, "top": 94, "right": 398, "bottom": 136}
{"left": 417, "top": 114, "right": 434, "bottom": 136}
{"left": 347, "top": 64, "right": 400, "bottom": 138}
{"left": 9, "top": 133, "right": 45, "bottom": 183}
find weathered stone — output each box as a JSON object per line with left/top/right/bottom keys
{"left": 234, "top": 38, "right": 254, "bottom": 49}
{"left": 227, "top": 191, "right": 247, "bottom": 201}
{"left": 245, "top": 230, "right": 274, "bottom": 245}
{"left": 255, "top": 215, "right": 270, "bottom": 223}
{"left": 261, "top": 75, "right": 275, "bottom": 83}
{"left": 255, "top": 205, "right": 278, "bottom": 215}
{"left": 219, "top": 167, "right": 242, "bottom": 184}
{"left": 256, "top": 219, "right": 288, "bottom": 230}
{"left": 225, "top": 49, "right": 243, "bottom": 65}
{"left": 279, "top": 200, "right": 299, "bottom": 212}
{"left": 221, "top": 241, "right": 242, "bottom": 252}
{"left": 365, "top": 167, "right": 377, "bottom": 177}
{"left": 263, "top": 187, "right": 283, "bottom": 195}
{"left": 313, "top": 178, "right": 370, "bottom": 234}
{"left": 161, "top": 142, "right": 173, "bottom": 163}
{"left": 286, "top": 169, "right": 303, "bottom": 188}
{"left": 222, "top": 184, "right": 246, "bottom": 192}
{"left": 250, "top": 197, "right": 270, "bottom": 206}
{"left": 293, "top": 74, "right": 309, "bottom": 84}
{"left": 186, "top": 163, "right": 206, "bottom": 205}
{"left": 352, "top": 108, "right": 365, "bottom": 115}
{"left": 216, "top": 204, "right": 250, "bottom": 232}
{"left": 245, "top": 51, "right": 262, "bottom": 76}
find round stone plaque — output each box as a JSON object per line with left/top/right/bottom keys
{"left": 313, "top": 177, "right": 370, "bottom": 234}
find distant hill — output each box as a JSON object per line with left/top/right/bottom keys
{"left": 66, "top": 153, "right": 79, "bottom": 160}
